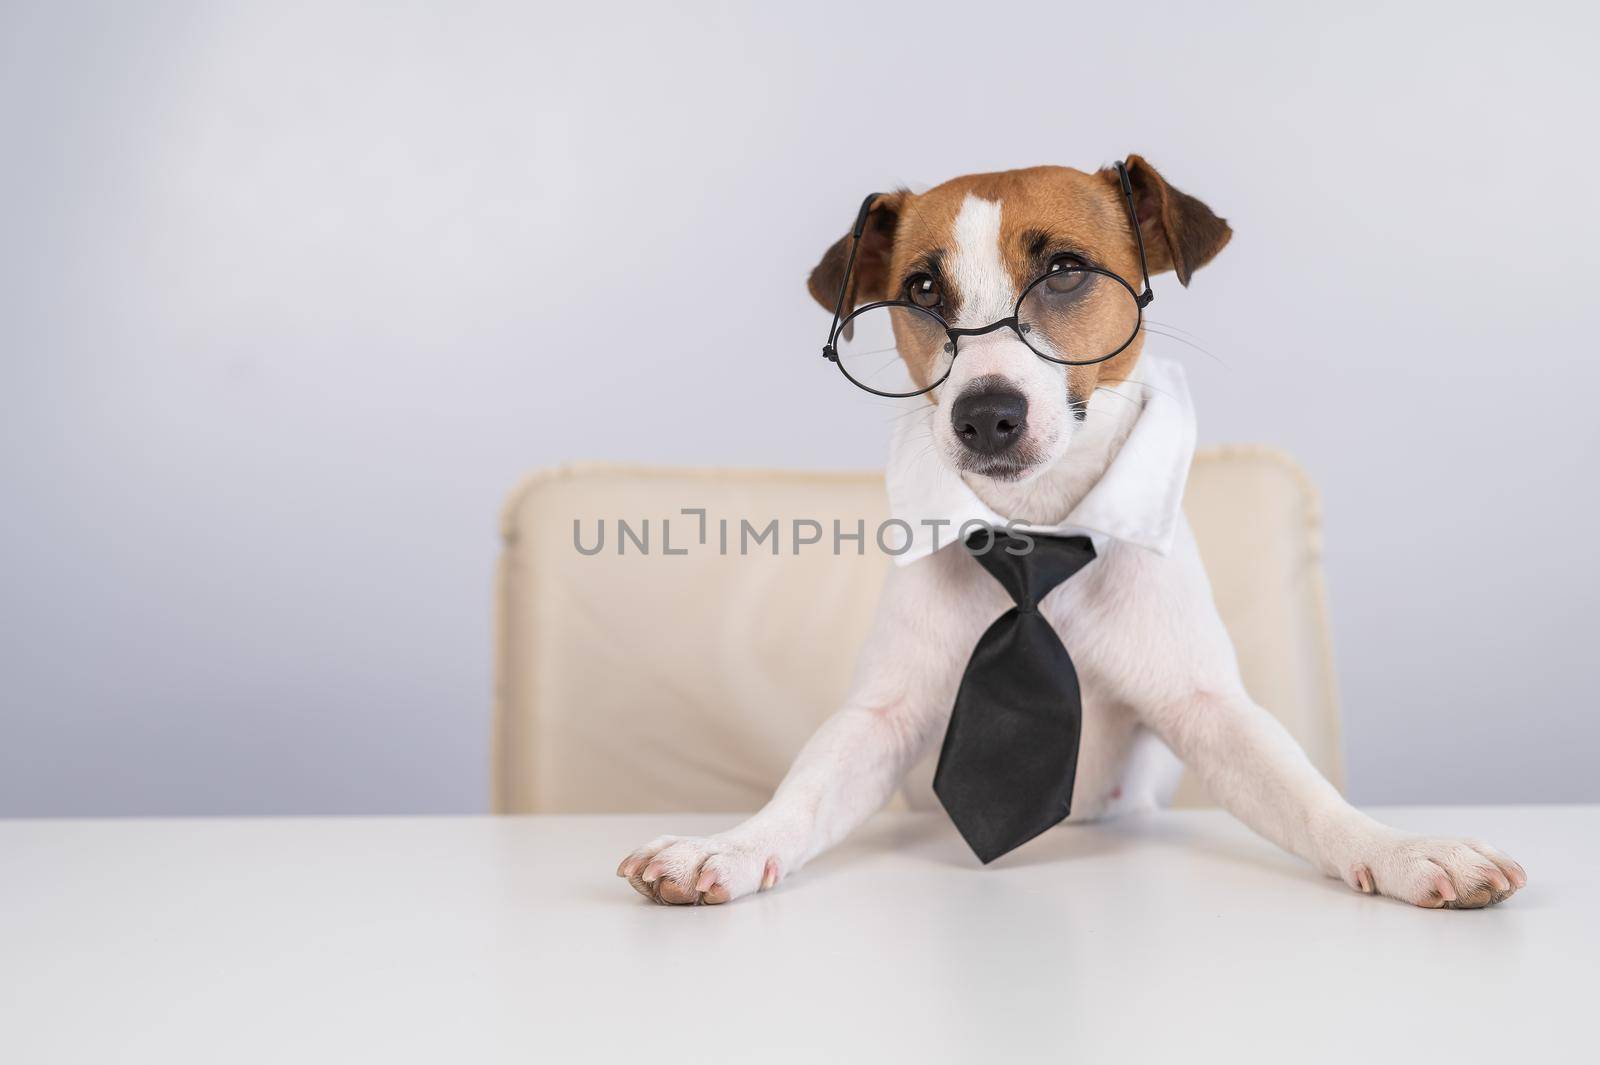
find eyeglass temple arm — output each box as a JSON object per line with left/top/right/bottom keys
{"left": 823, "top": 192, "right": 886, "bottom": 361}
{"left": 1114, "top": 161, "right": 1155, "bottom": 309}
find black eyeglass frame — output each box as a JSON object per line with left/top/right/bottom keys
{"left": 821, "top": 160, "right": 1156, "bottom": 400}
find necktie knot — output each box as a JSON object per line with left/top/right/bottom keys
{"left": 964, "top": 529, "right": 1097, "bottom": 611}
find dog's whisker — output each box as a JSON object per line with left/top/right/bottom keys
{"left": 1141, "top": 326, "right": 1227, "bottom": 366}
{"left": 1097, "top": 378, "right": 1179, "bottom": 403}
{"left": 1090, "top": 385, "right": 1145, "bottom": 409}
{"left": 862, "top": 403, "right": 928, "bottom": 424}
{"left": 1144, "top": 318, "right": 1205, "bottom": 341}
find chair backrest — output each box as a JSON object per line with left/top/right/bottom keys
{"left": 493, "top": 447, "right": 1342, "bottom": 813}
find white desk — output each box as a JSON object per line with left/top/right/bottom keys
{"left": 1, "top": 807, "right": 1591, "bottom": 1063}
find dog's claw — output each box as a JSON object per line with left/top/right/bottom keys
{"left": 1346, "top": 835, "right": 1524, "bottom": 910}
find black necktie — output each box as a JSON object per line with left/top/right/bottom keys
{"left": 933, "top": 529, "right": 1098, "bottom": 864}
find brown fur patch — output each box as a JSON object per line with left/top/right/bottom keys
{"left": 1120, "top": 154, "right": 1233, "bottom": 287}
{"left": 806, "top": 191, "right": 907, "bottom": 314}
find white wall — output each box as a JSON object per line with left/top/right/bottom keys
{"left": 2, "top": 1, "right": 1596, "bottom": 815}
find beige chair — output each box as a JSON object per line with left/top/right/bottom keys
{"left": 493, "top": 447, "right": 1342, "bottom": 814}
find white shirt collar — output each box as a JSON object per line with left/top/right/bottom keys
{"left": 883, "top": 355, "right": 1197, "bottom": 566}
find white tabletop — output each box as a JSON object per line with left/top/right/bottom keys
{"left": 1, "top": 806, "right": 1592, "bottom": 1063}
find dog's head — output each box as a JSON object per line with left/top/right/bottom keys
{"left": 808, "top": 157, "right": 1230, "bottom": 482}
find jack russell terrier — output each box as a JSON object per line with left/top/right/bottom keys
{"left": 616, "top": 155, "right": 1526, "bottom": 909}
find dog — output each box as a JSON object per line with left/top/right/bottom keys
{"left": 616, "top": 156, "right": 1526, "bottom": 909}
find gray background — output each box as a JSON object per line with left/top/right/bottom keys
{"left": 2, "top": 1, "right": 1596, "bottom": 816}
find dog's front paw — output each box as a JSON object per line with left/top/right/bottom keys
{"left": 616, "top": 834, "right": 782, "bottom": 906}
{"left": 1343, "top": 834, "right": 1526, "bottom": 909}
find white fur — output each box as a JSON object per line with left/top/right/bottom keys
{"left": 619, "top": 190, "right": 1525, "bottom": 910}
{"left": 946, "top": 195, "right": 1012, "bottom": 327}
{"left": 936, "top": 196, "right": 1074, "bottom": 477}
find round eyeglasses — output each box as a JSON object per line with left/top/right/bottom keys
{"left": 821, "top": 160, "right": 1156, "bottom": 399}
{"left": 829, "top": 264, "right": 1145, "bottom": 398}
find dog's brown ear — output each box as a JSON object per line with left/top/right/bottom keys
{"left": 807, "top": 191, "right": 907, "bottom": 313}
{"left": 1114, "top": 156, "right": 1231, "bottom": 286}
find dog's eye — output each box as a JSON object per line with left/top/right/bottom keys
{"left": 905, "top": 273, "right": 942, "bottom": 309}
{"left": 1043, "top": 254, "right": 1088, "bottom": 294}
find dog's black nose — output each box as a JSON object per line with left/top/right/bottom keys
{"left": 951, "top": 387, "right": 1028, "bottom": 455}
